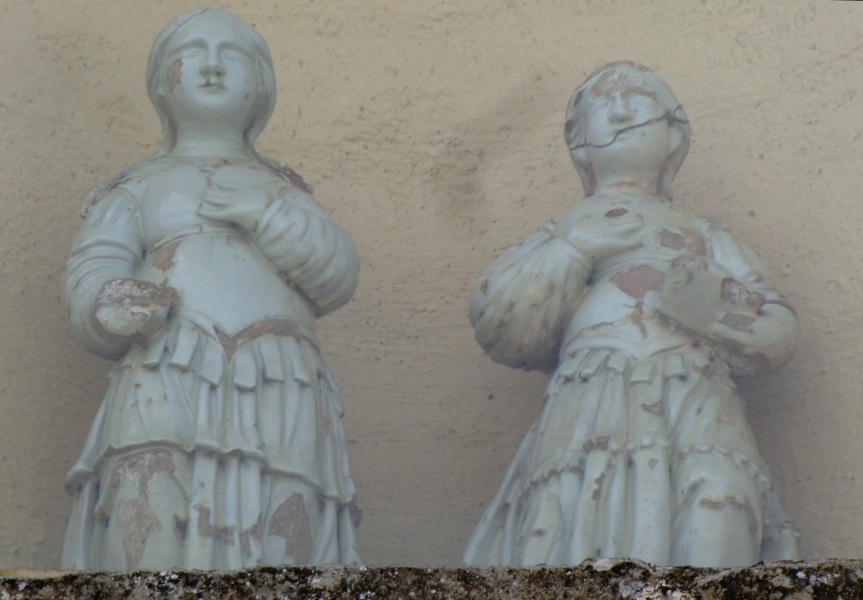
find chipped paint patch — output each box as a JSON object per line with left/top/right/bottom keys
{"left": 268, "top": 493, "right": 313, "bottom": 563}
{"left": 167, "top": 58, "right": 183, "bottom": 93}
{"left": 611, "top": 264, "right": 665, "bottom": 299}
{"left": 592, "top": 472, "right": 606, "bottom": 500}
{"left": 214, "top": 318, "right": 314, "bottom": 361}
{"left": 151, "top": 240, "right": 180, "bottom": 272}
{"left": 240, "top": 514, "right": 262, "bottom": 560}
{"left": 720, "top": 278, "right": 765, "bottom": 309}
{"left": 698, "top": 498, "right": 725, "bottom": 511}
{"left": 718, "top": 313, "right": 756, "bottom": 331}
{"left": 590, "top": 70, "right": 658, "bottom": 101}
{"left": 106, "top": 449, "right": 177, "bottom": 569}
{"left": 641, "top": 400, "right": 664, "bottom": 417}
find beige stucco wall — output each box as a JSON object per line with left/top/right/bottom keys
{"left": 0, "top": 0, "right": 859, "bottom": 568}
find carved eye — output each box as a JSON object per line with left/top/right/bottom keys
{"left": 222, "top": 49, "right": 241, "bottom": 61}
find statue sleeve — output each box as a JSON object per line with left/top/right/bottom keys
{"left": 253, "top": 186, "right": 359, "bottom": 317}
{"left": 706, "top": 219, "right": 798, "bottom": 373}
{"left": 469, "top": 224, "right": 591, "bottom": 373}
{"left": 62, "top": 188, "right": 144, "bottom": 358}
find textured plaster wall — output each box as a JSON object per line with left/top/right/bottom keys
{"left": 0, "top": 0, "right": 860, "bottom": 568}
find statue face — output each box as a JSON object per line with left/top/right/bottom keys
{"left": 582, "top": 86, "right": 672, "bottom": 185}
{"left": 159, "top": 10, "right": 260, "bottom": 132}
{"left": 584, "top": 90, "right": 669, "bottom": 154}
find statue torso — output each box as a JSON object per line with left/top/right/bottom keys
{"left": 129, "top": 159, "right": 316, "bottom": 336}
{"left": 562, "top": 194, "right": 714, "bottom": 356}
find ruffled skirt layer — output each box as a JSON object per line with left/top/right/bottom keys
{"left": 62, "top": 319, "right": 361, "bottom": 570}
{"left": 463, "top": 347, "right": 798, "bottom": 567}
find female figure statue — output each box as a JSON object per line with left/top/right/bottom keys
{"left": 61, "top": 8, "right": 361, "bottom": 570}
{"left": 463, "top": 62, "right": 799, "bottom": 567}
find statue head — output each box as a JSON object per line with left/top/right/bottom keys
{"left": 564, "top": 61, "right": 690, "bottom": 199}
{"left": 145, "top": 8, "right": 276, "bottom": 155}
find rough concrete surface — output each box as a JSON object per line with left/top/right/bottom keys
{"left": 4, "top": 560, "right": 863, "bottom": 599}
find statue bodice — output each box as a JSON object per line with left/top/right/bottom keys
{"left": 130, "top": 159, "right": 316, "bottom": 336}
{"left": 562, "top": 197, "right": 715, "bottom": 356}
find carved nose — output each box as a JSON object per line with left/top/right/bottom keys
{"left": 609, "top": 95, "right": 633, "bottom": 123}
{"left": 200, "top": 62, "right": 225, "bottom": 78}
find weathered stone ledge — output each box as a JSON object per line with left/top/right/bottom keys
{"left": 2, "top": 559, "right": 862, "bottom": 599}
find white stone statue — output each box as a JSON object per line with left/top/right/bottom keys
{"left": 61, "top": 8, "right": 362, "bottom": 570}
{"left": 462, "top": 62, "right": 800, "bottom": 568}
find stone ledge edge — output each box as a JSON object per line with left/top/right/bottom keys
{"left": 3, "top": 559, "right": 862, "bottom": 599}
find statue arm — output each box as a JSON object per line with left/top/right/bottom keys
{"left": 469, "top": 224, "right": 592, "bottom": 373}
{"left": 706, "top": 221, "right": 798, "bottom": 375}
{"left": 253, "top": 186, "right": 359, "bottom": 317}
{"left": 62, "top": 188, "right": 145, "bottom": 359}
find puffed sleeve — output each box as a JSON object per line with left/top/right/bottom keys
{"left": 706, "top": 218, "right": 798, "bottom": 375}
{"left": 469, "top": 223, "right": 592, "bottom": 373}
{"left": 62, "top": 188, "right": 144, "bottom": 359}
{"left": 253, "top": 186, "right": 359, "bottom": 317}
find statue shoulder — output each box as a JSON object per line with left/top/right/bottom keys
{"left": 79, "top": 160, "right": 172, "bottom": 218}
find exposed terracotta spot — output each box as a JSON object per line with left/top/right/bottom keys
{"left": 725, "top": 496, "right": 748, "bottom": 511}
{"left": 720, "top": 278, "right": 765, "bottom": 309}
{"left": 532, "top": 528, "right": 547, "bottom": 537}
{"left": 151, "top": 241, "right": 180, "bottom": 272}
{"left": 167, "top": 58, "right": 183, "bottom": 93}
{"left": 628, "top": 300, "right": 649, "bottom": 338}
{"left": 173, "top": 515, "right": 188, "bottom": 541}
{"left": 605, "top": 208, "right": 628, "bottom": 218}
{"left": 479, "top": 279, "right": 489, "bottom": 294}
{"left": 211, "top": 159, "right": 237, "bottom": 169}
{"left": 223, "top": 525, "right": 237, "bottom": 546}
{"left": 268, "top": 493, "right": 313, "bottom": 564}
{"left": 583, "top": 439, "right": 595, "bottom": 453}
{"left": 648, "top": 458, "right": 658, "bottom": 470}
{"left": 682, "top": 229, "right": 707, "bottom": 255}
{"left": 718, "top": 313, "right": 756, "bottom": 331}
{"left": 108, "top": 449, "right": 176, "bottom": 569}
{"left": 660, "top": 228, "right": 706, "bottom": 255}
{"left": 641, "top": 400, "right": 664, "bottom": 417}
{"left": 670, "top": 254, "right": 708, "bottom": 271}
{"left": 269, "top": 162, "right": 313, "bottom": 195}
{"left": 595, "top": 436, "right": 610, "bottom": 450}
{"left": 592, "top": 472, "right": 606, "bottom": 500}
{"left": 699, "top": 498, "right": 725, "bottom": 511}
{"left": 215, "top": 317, "right": 317, "bottom": 361}
{"left": 193, "top": 505, "right": 219, "bottom": 538}
{"left": 659, "top": 229, "right": 686, "bottom": 250}
{"left": 590, "top": 70, "right": 658, "bottom": 101}
{"left": 117, "top": 497, "right": 161, "bottom": 570}
{"left": 564, "top": 118, "right": 577, "bottom": 136}
{"left": 240, "top": 514, "right": 263, "bottom": 560}
{"left": 97, "top": 280, "right": 178, "bottom": 315}
{"left": 612, "top": 264, "right": 665, "bottom": 299}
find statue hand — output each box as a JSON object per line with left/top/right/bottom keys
{"left": 94, "top": 279, "right": 178, "bottom": 341}
{"left": 706, "top": 309, "right": 796, "bottom": 373}
{"left": 558, "top": 211, "right": 644, "bottom": 259}
{"left": 198, "top": 183, "right": 270, "bottom": 232}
